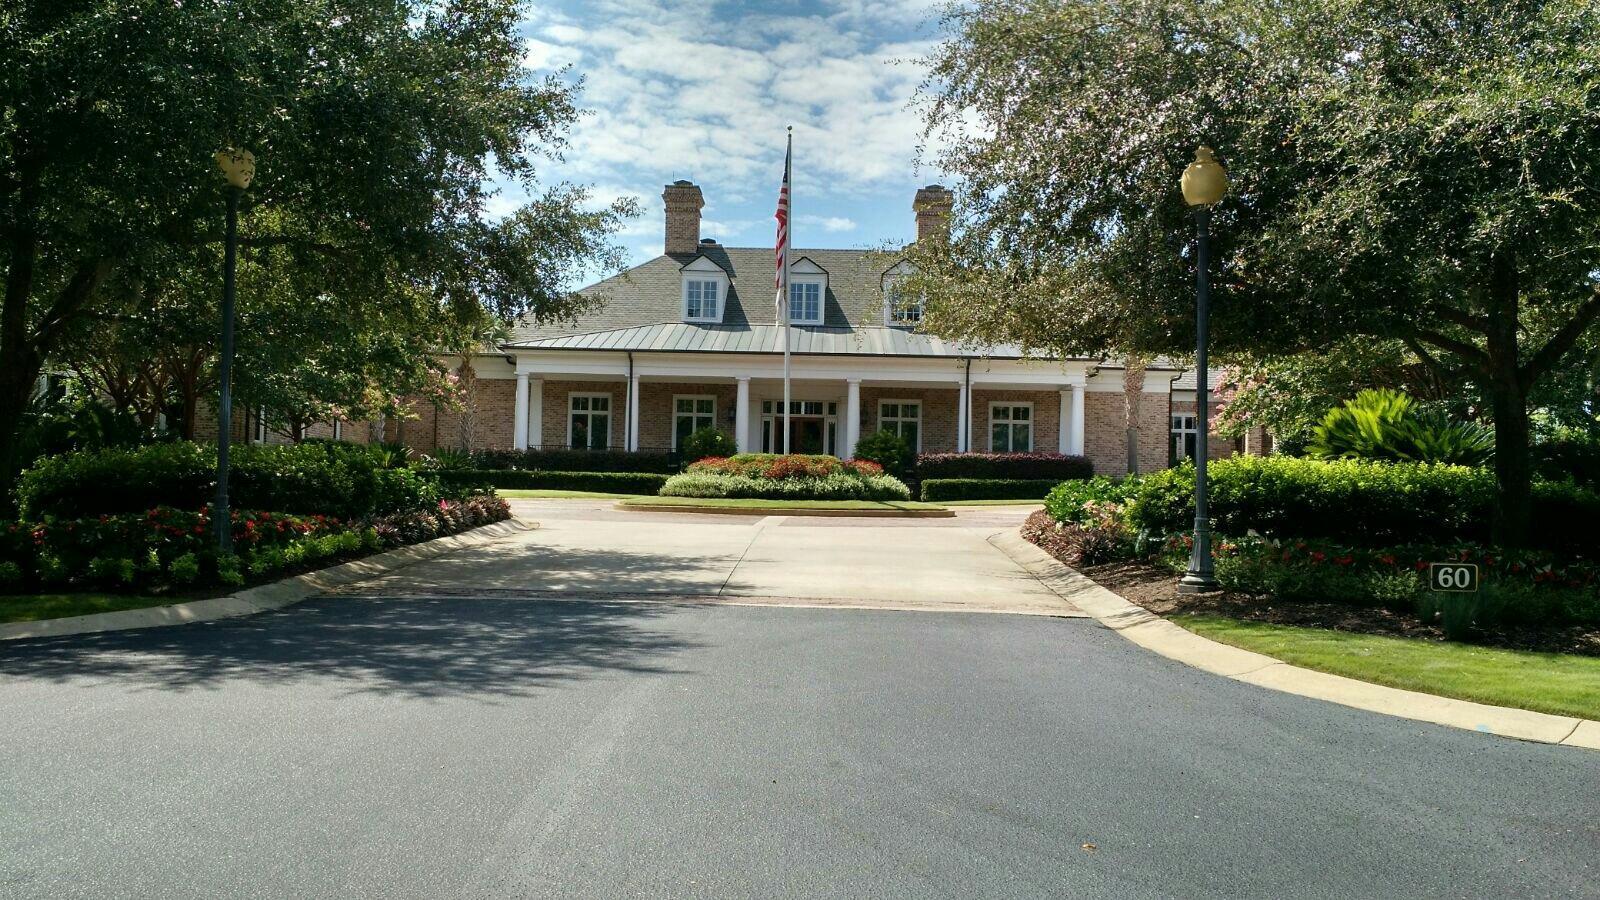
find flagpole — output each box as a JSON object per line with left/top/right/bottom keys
{"left": 782, "top": 126, "right": 793, "bottom": 455}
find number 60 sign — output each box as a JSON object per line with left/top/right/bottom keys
{"left": 1429, "top": 562, "right": 1479, "bottom": 593}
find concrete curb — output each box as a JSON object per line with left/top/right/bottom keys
{"left": 613, "top": 501, "right": 955, "bottom": 518}
{"left": 0, "top": 517, "right": 539, "bottom": 643}
{"left": 989, "top": 530, "right": 1600, "bottom": 751}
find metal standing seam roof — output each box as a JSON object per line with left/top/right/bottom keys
{"left": 502, "top": 323, "right": 1035, "bottom": 358}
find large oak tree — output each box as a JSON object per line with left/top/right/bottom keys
{"left": 907, "top": 0, "right": 1600, "bottom": 545}
{"left": 1, "top": 0, "right": 632, "bottom": 468}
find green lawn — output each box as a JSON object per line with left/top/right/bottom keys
{"left": 618, "top": 497, "right": 946, "bottom": 511}
{"left": 0, "top": 593, "right": 175, "bottom": 625}
{"left": 497, "top": 488, "right": 653, "bottom": 500}
{"left": 935, "top": 499, "right": 1046, "bottom": 507}
{"left": 1175, "top": 614, "right": 1600, "bottom": 721}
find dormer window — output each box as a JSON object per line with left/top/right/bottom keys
{"left": 786, "top": 258, "right": 827, "bottom": 325}
{"left": 680, "top": 255, "right": 729, "bottom": 324}
{"left": 886, "top": 281, "right": 922, "bottom": 325}
{"left": 882, "top": 261, "right": 921, "bottom": 327}
{"left": 685, "top": 279, "right": 720, "bottom": 320}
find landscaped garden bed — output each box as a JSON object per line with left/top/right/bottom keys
{"left": 660, "top": 454, "right": 912, "bottom": 500}
{"left": 1, "top": 442, "right": 511, "bottom": 615}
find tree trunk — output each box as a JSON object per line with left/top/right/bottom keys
{"left": 0, "top": 211, "right": 41, "bottom": 468}
{"left": 1484, "top": 252, "right": 1531, "bottom": 547}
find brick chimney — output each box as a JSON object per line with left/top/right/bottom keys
{"left": 662, "top": 180, "right": 704, "bottom": 255}
{"left": 913, "top": 184, "right": 952, "bottom": 242}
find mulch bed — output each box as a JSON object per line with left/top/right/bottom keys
{"left": 1022, "top": 509, "right": 1600, "bottom": 657}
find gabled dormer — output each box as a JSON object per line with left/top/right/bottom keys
{"left": 881, "top": 260, "right": 922, "bottom": 327}
{"left": 786, "top": 257, "right": 828, "bottom": 326}
{"left": 680, "top": 255, "right": 730, "bottom": 324}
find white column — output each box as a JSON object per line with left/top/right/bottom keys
{"left": 1069, "top": 383, "right": 1086, "bottom": 456}
{"left": 528, "top": 377, "right": 543, "bottom": 450}
{"left": 1057, "top": 389, "right": 1069, "bottom": 455}
{"left": 513, "top": 373, "right": 530, "bottom": 450}
{"left": 844, "top": 378, "right": 861, "bottom": 459}
{"left": 735, "top": 377, "right": 751, "bottom": 452}
{"left": 627, "top": 374, "right": 641, "bottom": 451}
{"left": 956, "top": 380, "right": 971, "bottom": 452}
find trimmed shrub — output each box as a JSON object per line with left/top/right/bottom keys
{"left": 916, "top": 452, "right": 1093, "bottom": 481}
{"left": 446, "top": 448, "right": 679, "bottom": 473}
{"left": 660, "top": 470, "right": 911, "bottom": 501}
{"left": 679, "top": 427, "right": 736, "bottom": 464}
{"left": 853, "top": 429, "right": 914, "bottom": 482}
{"left": 1128, "top": 456, "right": 1599, "bottom": 554}
{"left": 17, "top": 442, "right": 438, "bottom": 519}
{"left": 433, "top": 469, "right": 667, "bottom": 495}
{"left": 919, "top": 479, "right": 1061, "bottom": 501}
{"left": 1044, "top": 475, "right": 1147, "bottom": 526}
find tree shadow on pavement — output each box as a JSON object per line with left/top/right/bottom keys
{"left": 0, "top": 549, "right": 730, "bottom": 700}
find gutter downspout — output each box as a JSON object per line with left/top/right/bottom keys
{"left": 963, "top": 357, "right": 973, "bottom": 453}
{"left": 1169, "top": 370, "right": 1184, "bottom": 467}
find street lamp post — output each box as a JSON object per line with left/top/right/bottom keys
{"left": 212, "top": 148, "right": 255, "bottom": 552}
{"left": 1177, "top": 145, "right": 1227, "bottom": 594}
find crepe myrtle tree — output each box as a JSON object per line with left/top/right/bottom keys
{"left": 906, "top": 0, "right": 1600, "bottom": 545}
{"left": 0, "top": 0, "right": 635, "bottom": 471}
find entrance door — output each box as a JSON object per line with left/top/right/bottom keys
{"left": 760, "top": 400, "right": 839, "bottom": 455}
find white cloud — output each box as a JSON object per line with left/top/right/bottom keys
{"left": 799, "top": 214, "right": 857, "bottom": 232}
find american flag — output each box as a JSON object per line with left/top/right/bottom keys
{"left": 774, "top": 132, "right": 791, "bottom": 320}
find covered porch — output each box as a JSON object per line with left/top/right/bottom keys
{"left": 505, "top": 350, "right": 1094, "bottom": 460}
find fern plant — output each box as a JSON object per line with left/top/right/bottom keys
{"left": 1309, "top": 389, "right": 1493, "bottom": 466}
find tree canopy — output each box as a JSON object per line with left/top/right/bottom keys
{"left": 1, "top": 0, "right": 635, "bottom": 459}
{"left": 907, "top": 0, "right": 1600, "bottom": 543}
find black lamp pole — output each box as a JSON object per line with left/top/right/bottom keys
{"left": 212, "top": 184, "right": 241, "bottom": 552}
{"left": 1178, "top": 203, "right": 1219, "bottom": 593}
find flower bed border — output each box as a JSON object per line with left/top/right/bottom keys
{"left": 0, "top": 517, "right": 537, "bottom": 642}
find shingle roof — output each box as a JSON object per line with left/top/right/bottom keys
{"left": 508, "top": 245, "right": 905, "bottom": 345}
{"left": 504, "top": 323, "right": 1027, "bottom": 358}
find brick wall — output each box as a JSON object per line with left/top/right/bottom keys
{"left": 425, "top": 377, "right": 516, "bottom": 451}
{"left": 637, "top": 382, "right": 738, "bottom": 450}
{"left": 971, "top": 389, "right": 1063, "bottom": 454}
{"left": 1083, "top": 391, "right": 1174, "bottom": 475}
{"left": 858, "top": 386, "right": 960, "bottom": 453}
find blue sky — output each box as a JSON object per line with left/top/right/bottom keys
{"left": 508, "top": 0, "right": 947, "bottom": 275}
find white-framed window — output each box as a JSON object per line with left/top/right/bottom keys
{"left": 684, "top": 279, "right": 721, "bottom": 322}
{"left": 333, "top": 420, "right": 343, "bottom": 441}
{"left": 1171, "top": 413, "right": 1198, "bottom": 463}
{"left": 988, "top": 402, "right": 1033, "bottom": 452}
{"left": 788, "top": 279, "right": 823, "bottom": 324}
{"left": 878, "top": 400, "right": 922, "bottom": 451}
{"left": 673, "top": 395, "right": 717, "bottom": 449}
{"left": 253, "top": 406, "right": 268, "bottom": 444}
{"left": 680, "top": 256, "right": 728, "bottom": 324}
{"left": 567, "top": 392, "right": 612, "bottom": 450}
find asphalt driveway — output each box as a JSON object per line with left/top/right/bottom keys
{"left": 1, "top": 501, "right": 1596, "bottom": 899}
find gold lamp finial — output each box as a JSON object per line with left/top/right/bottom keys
{"left": 1181, "top": 145, "right": 1227, "bottom": 207}
{"left": 215, "top": 148, "right": 256, "bottom": 190}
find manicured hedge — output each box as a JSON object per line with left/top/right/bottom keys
{"left": 919, "top": 479, "right": 1062, "bottom": 501}
{"left": 1130, "top": 457, "right": 1598, "bottom": 554}
{"left": 916, "top": 452, "right": 1093, "bottom": 481}
{"left": 433, "top": 469, "right": 667, "bottom": 495}
{"left": 16, "top": 442, "right": 438, "bottom": 520}
{"left": 460, "top": 448, "right": 679, "bottom": 473}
